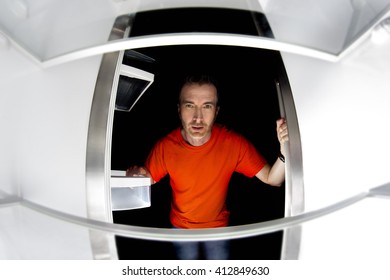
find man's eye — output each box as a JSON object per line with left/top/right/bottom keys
{"left": 204, "top": 104, "right": 213, "bottom": 109}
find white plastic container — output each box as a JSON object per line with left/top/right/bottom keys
{"left": 110, "top": 170, "right": 152, "bottom": 211}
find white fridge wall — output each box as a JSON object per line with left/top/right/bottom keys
{"left": 281, "top": 38, "right": 390, "bottom": 213}
{"left": 0, "top": 42, "right": 103, "bottom": 217}
{"left": 299, "top": 197, "right": 390, "bottom": 260}
{"left": 0, "top": 205, "right": 93, "bottom": 259}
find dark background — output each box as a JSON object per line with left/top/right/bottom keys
{"left": 111, "top": 7, "right": 287, "bottom": 260}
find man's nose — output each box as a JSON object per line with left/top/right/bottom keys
{"left": 193, "top": 108, "right": 203, "bottom": 121}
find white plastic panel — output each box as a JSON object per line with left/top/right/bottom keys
{"left": 0, "top": 205, "right": 93, "bottom": 259}
{"left": 0, "top": 0, "right": 263, "bottom": 61}
{"left": 0, "top": 0, "right": 116, "bottom": 60}
{"left": 262, "top": 0, "right": 390, "bottom": 53}
{"left": 0, "top": 40, "right": 102, "bottom": 217}
{"left": 1, "top": 0, "right": 389, "bottom": 63}
{"left": 300, "top": 197, "right": 390, "bottom": 260}
{"left": 281, "top": 36, "right": 390, "bottom": 213}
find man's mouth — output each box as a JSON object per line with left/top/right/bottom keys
{"left": 191, "top": 125, "right": 204, "bottom": 131}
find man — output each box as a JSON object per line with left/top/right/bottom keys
{"left": 127, "top": 74, "right": 288, "bottom": 259}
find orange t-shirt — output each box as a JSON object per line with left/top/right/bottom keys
{"left": 145, "top": 124, "right": 267, "bottom": 229}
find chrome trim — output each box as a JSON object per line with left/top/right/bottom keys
{"left": 85, "top": 15, "right": 132, "bottom": 260}
{"left": 13, "top": 192, "right": 366, "bottom": 242}
{"left": 276, "top": 74, "right": 305, "bottom": 259}
{"left": 43, "top": 33, "right": 338, "bottom": 68}
{"left": 85, "top": 49, "right": 121, "bottom": 260}
{"left": 276, "top": 79, "right": 305, "bottom": 216}
{"left": 0, "top": 196, "right": 22, "bottom": 208}
{"left": 369, "top": 182, "right": 390, "bottom": 199}
{"left": 281, "top": 226, "right": 302, "bottom": 260}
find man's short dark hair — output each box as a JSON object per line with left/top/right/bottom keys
{"left": 179, "top": 74, "right": 220, "bottom": 105}
{"left": 182, "top": 74, "right": 219, "bottom": 88}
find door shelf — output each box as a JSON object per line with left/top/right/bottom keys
{"left": 111, "top": 170, "right": 151, "bottom": 211}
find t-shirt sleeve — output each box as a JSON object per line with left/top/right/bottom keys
{"left": 145, "top": 140, "right": 168, "bottom": 183}
{"left": 235, "top": 135, "right": 268, "bottom": 178}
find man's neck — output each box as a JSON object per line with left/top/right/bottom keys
{"left": 181, "top": 129, "right": 211, "bottom": 147}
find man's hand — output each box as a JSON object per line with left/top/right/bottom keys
{"left": 126, "top": 165, "right": 150, "bottom": 177}
{"left": 276, "top": 118, "right": 289, "bottom": 156}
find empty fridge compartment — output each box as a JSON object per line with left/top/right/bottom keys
{"left": 111, "top": 170, "right": 151, "bottom": 211}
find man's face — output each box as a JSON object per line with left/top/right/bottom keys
{"left": 178, "top": 83, "right": 219, "bottom": 144}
